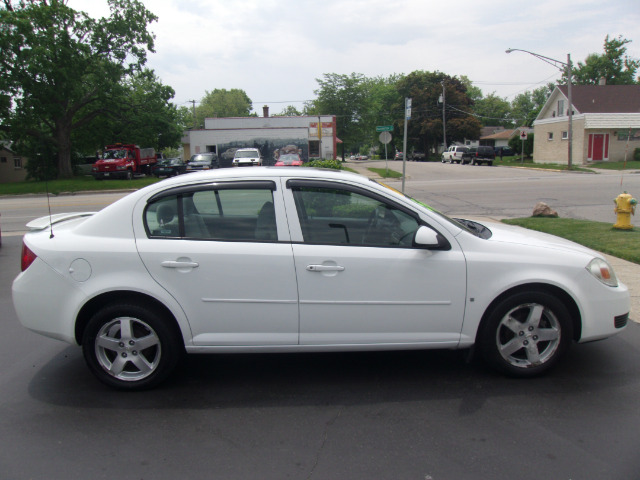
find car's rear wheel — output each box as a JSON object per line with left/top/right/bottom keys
{"left": 479, "top": 290, "right": 573, "bottom": 377}
{"left": 82, "top": 303, "right": 183, "bottom": 390}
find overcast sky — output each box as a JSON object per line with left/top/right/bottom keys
{"left": 67, "top": 0, "right": 640, "bottom": 116}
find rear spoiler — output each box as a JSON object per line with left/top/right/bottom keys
{"left": 26, "top": 212, "right": 97, "bottom": 231}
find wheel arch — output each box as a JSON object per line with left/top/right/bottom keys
{"left": 476, "top": 283, "right": 582, "bottom": 343}
{"left": 75, "top": 291, "right": 183, "bottom": 346}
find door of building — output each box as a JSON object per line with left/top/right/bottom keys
{"left": 588, "top": 133, "right": 609, "bottom": 162}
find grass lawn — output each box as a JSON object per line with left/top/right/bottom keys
{"left": 0, "top": 176, "right": 160, "bottom": 195}
{"left": 502, "top": 217, "right": 640, "bottom": 264}
{"left": 496, "top": 156, "right": 640, "bottom": 172}
{"left": 367, "top": 167, "right": 403, "bottom": 178}
{"left": 589, "top": 160, "right": 640, "bottom": 170}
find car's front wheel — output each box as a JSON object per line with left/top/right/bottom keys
{"left": 479, "top": 290, "right": 573, "bottom": 377}
{"left": 82, "top": 303, "right": 183, "bottom": 390}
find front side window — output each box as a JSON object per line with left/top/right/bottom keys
{"left": 145, "top": 184, "right": 276, "bottom": 241}
{"left": 291, "top": 185, "right": 420, "bottom": 247}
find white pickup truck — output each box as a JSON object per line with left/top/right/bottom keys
{"left": 441, "top": 145, "right": 468, "bottom": 164}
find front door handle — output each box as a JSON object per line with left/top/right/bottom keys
{"left": 161, "top": 260, "right": 199, "bottom": 269}
{"left": 306, "top": 264, "right": 345, "bottom": 272}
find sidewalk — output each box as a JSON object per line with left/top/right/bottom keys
{"left": 345, "top": 159, "right": 639, "bottom": 323}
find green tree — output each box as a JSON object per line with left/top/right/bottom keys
{"left": 274, "top": 105, "right": 302, "bottom": 116}
{"left": 566, "top": 35, "right": 640, "bottom": 85}
{"left": 0, "top": 0, "right": 160, "bottom": 178}
{"left": 313, "top": 73, "right": 371, "bottom": 159}
{"left": 510, "top": 85, "right": 553, "bottom": 127}
{"left": 364, "top": 74, "right": 403, "bottom": 157}
{"left": 395, "top": 71, "right": 481, "bottom": 158}
{"left": 193, "top": 89, "right": 253, "bottom": 127}
{"left": 472, "top": 93, "right": 512, "bottom": 127}
{"left": 72, "top": 69, "right": 182, "bottom": 155}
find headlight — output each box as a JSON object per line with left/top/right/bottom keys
{"left": 586, "top": 258, "right": 618, "bottom": 287}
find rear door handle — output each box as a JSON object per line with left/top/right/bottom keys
{"left": 306, "top": 264, "right": 345, "bottom": 272}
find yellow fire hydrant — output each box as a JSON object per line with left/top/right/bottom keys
{"left": 613, "top": 191, "right": 637, "bottom": 230}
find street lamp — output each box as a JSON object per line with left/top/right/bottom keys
{"left": 506, "top": 48, "right": 573, "bottom": 169}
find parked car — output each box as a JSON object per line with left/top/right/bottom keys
{"left": 461, "top": 146, "right": 496, "bottom": 165}
{"left": 275, "top": 154, "right": 303, "bottom": 166}
{"left": 233, "top": 148, "right": 262, "bottom": 167}
{"left": 186, "top": 152, "right": 219, "bottom": 172}
{"left": 153, "top": 158, "right": 187, "bottom": 177}
{"left": 495, "top": 146, "right": 515, "bottom": 157}
{"left": 394, "top": 152, "right": 403, "bottom": 160}
{"left": 409, "top": 151, "right": 426, "bottom": 161}
{"left": 442, "top": 146, "right": 469, "bottom": 164}
{"left": 12, "top": 168, "right": 629, "bottom": 389}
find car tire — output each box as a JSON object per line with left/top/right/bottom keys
{"left": 82, "top": 303, "right": 184, "bottom": 390}
{"left": 478, "top": 290, "right": 573, "bottom": 377}
{"left": 488, "top": 161, "right": 493, "bottom": 166}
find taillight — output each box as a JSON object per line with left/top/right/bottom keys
{"left": 21, "top": 242, "right": 37, "bottom": 271}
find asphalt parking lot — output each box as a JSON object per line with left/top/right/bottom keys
{"left": 1, "top": 163, "right": 640, "bottom": 479}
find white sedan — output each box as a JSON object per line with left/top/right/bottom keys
{"left": 13, "top": 168, "right": 630, "bottom": 389}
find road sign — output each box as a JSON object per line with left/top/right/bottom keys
{"left": 520, "top": 131, "right": 528, "bottom": 140}
{"left": 405, "top": 98, "right": 412, "bottom": 120}
{"left": 379, "top": 131, "right": 392, "bottom": 144}
{"left": 376, "top": 125, "right": 393, "bottom": 132}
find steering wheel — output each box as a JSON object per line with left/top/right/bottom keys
{"left": 364, "top": 205, "right": 400, "bottom": 245}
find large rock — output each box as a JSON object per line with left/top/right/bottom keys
{"left": 532, "top": 202, "right": 558, "bottom": 217}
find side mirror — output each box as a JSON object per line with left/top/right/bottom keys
{"left": 413, "top": 226, "right": 450, "bottom": 250}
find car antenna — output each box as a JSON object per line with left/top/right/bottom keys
{"left": 41, "top": 153, "right": 54, "bottom": 239}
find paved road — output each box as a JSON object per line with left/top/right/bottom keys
{"left": 2, "top": 166, "right": 640, "bottom": 479}
{"left": 2, "top": 163, "right": 639, "bottom": 236}
{"left": 355, "top": 160, "right": 640, "bottom": 223}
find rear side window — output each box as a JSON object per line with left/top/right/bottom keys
{"left": 144, "top": 184, "right": 277, "bottom": 241}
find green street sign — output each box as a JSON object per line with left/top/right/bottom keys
{"left": 376, "top": 125, "right": 393, "bottom": 132}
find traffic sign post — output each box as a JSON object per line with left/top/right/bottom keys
{"left": 520, "top": 130, "right": 527, "bottom": 164}
{"left": 402, "top": 98, "right": 411, "bottom": 193}
{"left": 379, "top": 131, "right": 392, "bottom": 171}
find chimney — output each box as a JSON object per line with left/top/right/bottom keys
{"left": 599, "top": 77, "right": 606, "bottom": 85}
{"left": 263, "top": 105, "right": 269, "bottom": 117}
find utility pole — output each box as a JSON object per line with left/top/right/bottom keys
{"left": 441, "top": 81, "right": 447, "bottom": 152}
{"left": 189, "top": 100, "right": 197, "bottom": 129}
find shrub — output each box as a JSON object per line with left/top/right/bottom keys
{"left": 303, "top": 159, "right": 343, "bottom": 170}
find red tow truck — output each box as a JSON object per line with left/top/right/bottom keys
{"left": 92, "top": 144, "right": 157, "bottom": 180}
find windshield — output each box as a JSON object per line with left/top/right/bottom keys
{"left": 375, "top": 181, "right": 489, "bottom": 237}
{"left": 190, "top": 155, "right": 212, "bottom": 163}
{"left": 236, "top": 150, "right": 259, "bottom": 158}
{"left": 103, "top": 149, "right": 127, "bottom": 159}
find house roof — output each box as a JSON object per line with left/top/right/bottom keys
{"left": 480, "top": 126, "right": 506, "bottom": 137}
{"left": 558, "top": 85, "right": 640, "bottom": 114}
{"left": 481, "top": 129, "right": 515, "bottom": 140}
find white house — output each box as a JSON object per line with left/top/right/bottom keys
{"left": 533, "top": 84, "right": 640, "bottom": 164}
